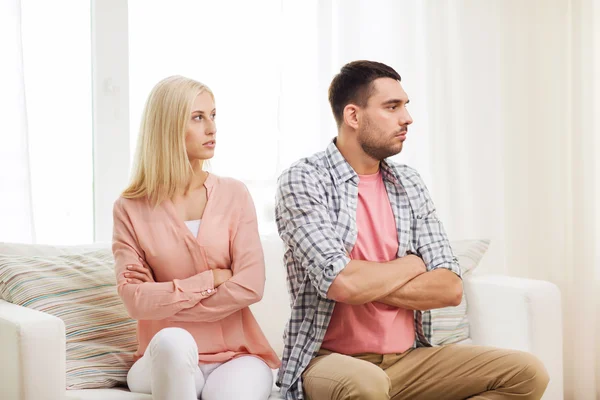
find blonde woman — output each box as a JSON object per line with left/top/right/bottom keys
{"left": 112, "top": 76, "right": 280, "bottom": 400}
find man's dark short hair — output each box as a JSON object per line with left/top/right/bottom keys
{"left": 328, "top": 60, "right": 401, "bottom": 127}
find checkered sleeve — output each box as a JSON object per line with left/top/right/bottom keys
{"left": 275, "top": 165, "right": 351, "bottom": 298}
{"left": 409, "top": 170, "right": 461, "bottom": 278}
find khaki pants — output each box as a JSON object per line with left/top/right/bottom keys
{"left": 302, "top": 345, "right": 549, "bottom": 400}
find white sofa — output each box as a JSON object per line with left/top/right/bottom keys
{"left": 0, "top": 236, "right": 564, "bottom": 400}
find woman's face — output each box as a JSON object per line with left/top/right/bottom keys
{"left": 185, "top": 91, "right": 216, "bottom": 162}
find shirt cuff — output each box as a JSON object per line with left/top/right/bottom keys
{"left": 173, "top": 270, "right": 217, "bottom": 299}
{"left": 430, "top": 258, "right": 462, "bottom": 279}
{"left": 318, "top": 255, "right": 351, "bottom": 298}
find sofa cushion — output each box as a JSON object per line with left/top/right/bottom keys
{"left": 64, "top": 369, "right": 284, "bottom": 399}
{"left": 0, "top": 245, "right": 136, "bottom": 389}
{"left": 429, "top": 239, "right": 491, "bottom": 345}
{"left": 65, "top": 387, "right": 285, "bottom": 400}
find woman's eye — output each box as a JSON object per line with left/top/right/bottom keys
{"left": 194, "top": 115, "right": 203, "bottom": 121}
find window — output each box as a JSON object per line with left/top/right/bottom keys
{"left": 1, "top": 0, "right": 94, "bottom": 244}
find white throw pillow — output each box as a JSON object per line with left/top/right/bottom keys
{"left": 429, "top": 239, "right": 491, "bottom": 345}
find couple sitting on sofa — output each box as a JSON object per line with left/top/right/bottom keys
{"left": 112, "top": 60, "right": 549, "bottom": 400}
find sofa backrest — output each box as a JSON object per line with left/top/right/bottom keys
{"left": 251, "top": 234, "right": 290, "bottom": 356}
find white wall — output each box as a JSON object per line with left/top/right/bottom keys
{"left": 91, "top": 0, "right": 130, "bottom": 242}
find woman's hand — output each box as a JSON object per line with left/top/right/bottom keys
{"left": 213, "top": 268, "right": 233, "bottom": 287}
{"left": 125, "top": 257, "right": 156, "bottom": 284}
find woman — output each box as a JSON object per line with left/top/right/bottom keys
{"left": 112, "top": 76, "right": 280, "bottom": 400}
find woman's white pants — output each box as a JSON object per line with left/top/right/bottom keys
{"left": 127, "top": 327, "right": 274, "bottom": 400}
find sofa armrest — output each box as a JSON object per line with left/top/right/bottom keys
{"left": 0, "top": 299, "right": 66, "bottom": 400}
{"left": 464, "top": 274, "right": 563, "bottom": 400}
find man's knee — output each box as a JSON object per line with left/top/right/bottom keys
{"left": 342, "top": 373, "right": 391, "bottom": 400}
{"left": 509, "top": 351, "right": 550, "bottom": 396}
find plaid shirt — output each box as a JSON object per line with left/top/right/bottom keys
{"left": 274, "top": 141, "right": 461, "bottom": 400}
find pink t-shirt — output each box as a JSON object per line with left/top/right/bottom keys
{"left": 321, "top": 171, "right": 415, "bottom": 355}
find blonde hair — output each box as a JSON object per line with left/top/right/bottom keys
{"left": 122, "top": 75, "right": 214, "bottom": 206}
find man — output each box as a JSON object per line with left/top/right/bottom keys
{"left": 274, "top": 60, "right": 549, "bottom": 400}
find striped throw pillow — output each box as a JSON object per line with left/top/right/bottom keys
{"left": 0, "top": 248, "right": 136, "bottom": 389}
{"left": 429, "top": 239, "right": 491, "bottom": 345}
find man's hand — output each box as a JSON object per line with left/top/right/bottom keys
{"left": 387, "top": 254, "right": 427, "bottom": 276}
{"left": 378, "top": 267, "right": 463, "bottom": 310}
{"left": 212, "top": 268, "right": 233, "bottom": 287}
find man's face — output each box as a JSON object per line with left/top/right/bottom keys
{"left": 357, "top": 78, "right": 413, "bottom": 161}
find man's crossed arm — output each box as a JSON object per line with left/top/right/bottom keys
{"left": 327, "top": 256, "right": 462, "bottom": 311}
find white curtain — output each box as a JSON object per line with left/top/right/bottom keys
{"left": 0, "top": 0, "right": 34, "bottom": 243}
{"left": 0, "top": 0, "right": 94, "bottom": 245}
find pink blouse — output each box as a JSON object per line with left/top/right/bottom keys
{"left": 112, "top": 173, "right": 280, "bottom": 368}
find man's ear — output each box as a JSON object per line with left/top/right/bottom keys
{"left": 343, "top": 104, "right": 360, "bottom": 130}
